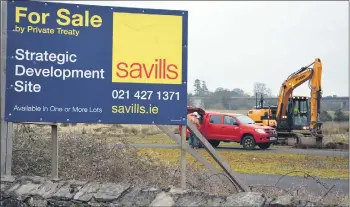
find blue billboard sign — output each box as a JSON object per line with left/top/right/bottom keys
{"left": 4, "top": 1, "right": 188, "bottom": 125}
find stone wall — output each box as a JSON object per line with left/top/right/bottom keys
{"left": 0, "top": 176, "right": 343, "bottom": 207}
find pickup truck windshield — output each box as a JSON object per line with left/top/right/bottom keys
{"left": 235, "top": 115, "right": 256, "bottom": 125}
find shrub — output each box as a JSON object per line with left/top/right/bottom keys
{"left": 112, "top": 124, "right": 123, "bottom": 128}
{"left": 334, "top": 109, "right": 349, "bottom": 122}
{"left": 11, "top": 124, "right": 237, "bottom": 194}
{"left": 81, "top": 127, "right": 87, "bottom": 134}
{"left": 60, "top": 123, "right": 69, "bottom": 127}
{"left": 122, "top": 127, "right": 131, "bottom": 134}
{"left": 141, "top": 128, "right": 150, "bottom": 136}
{"left": 320, "top": 110, "right": 332, "bottom": 122}
{"left": 130, "top": 127, "right": 139, "bottom": 135}
{"left": 12, "top": 124, "right": 170, "bottom": 186}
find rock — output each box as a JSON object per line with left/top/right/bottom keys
{"left": 24, "top": 197, "right": 33, "bottom": 206}
{"left": 114, "top": 187, "right": 138, "bottom": 206}
{"left": 205, "top": 196, "right": 227, "bottom": 206}
{"left": 149, "top": 192, "right": 174, "bottom": 207}
{"left": 88, "top": 200, "right": 103, "bottom": 207}
{"left": 34, "top": 181, "right": 60, "bottom": 199}
{"left": 18, "top": 176, "right": 48, "bottom": 184}
{"left": 47, "top": 199, "right": 74, "bottom": 207}
{"left": 14, "top": 183, "right": 42, "bottom": 200}
{"left": 73, "top": 182, "right": 101, "bottom": 202}
{"left": 115, "top": 186, "right": 161, "bottom": 206}
{"left": 174, "top": 192, "right": 212, "bottom": 206}
{"left": 270, "top": 195, "right": 294, "bottom": 206}
{"left": 291, "top": 199, "right": 308, "bottom": 207}
{"left": 133, "top": 187, "right": 162, "bottom": 206}
{"left": 169, "top": 187, "right": 188, "bottom": 195}
{"left": 31, "top": 198, "right": 47, "bottom": 207}
{"left": 305, "top": 201, "right": 324, "bottom": 207}
{"left": 52, "top": 181, "right": 84, "bottom": 201}
{"left": 1, "top": 176, "right": 343, "bottom": 207}
{"left": 1, "top": 198, "right": 28, "bottom": 207}
{"left": 264, "top": 197, "right": 275, "bottom": 206}
{"left": 223, "top": 192, "right": 265, "bottom": 207}
{"left": 94, "top": 183, "right": 130, "bottom": 202}
{"left": 1, "top": 183, "right": 9, "bottom": 192}
{"left": 5, "top": 183, "right": 21, "bottom": 195}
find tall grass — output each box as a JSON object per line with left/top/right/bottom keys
{"left": 322, "top": 122, "right": 349, "bottom": 144}
{"left": 322, "top": 122, "right": 349, "bottom": 135}
{"left": 11, "top": 124, "right": 237, "bottom": 195}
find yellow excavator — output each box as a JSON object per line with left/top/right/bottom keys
{"left": 248, "top": 58, "right": 323, "bottom": 146}
{"left": 248, "top": 93, "right": 278, "bottom": 127}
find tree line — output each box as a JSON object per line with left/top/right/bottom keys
{"left": 187, "top": 79, "right": 274, "bottom": 110}
{"left": 190, "top": 79, "right": 273, "bottom": 97}
{"left": 187, "top": 79, "right": 348, "bottom": 114}
{"left": 320, "top": 110, "right": 349, "bottom": 122}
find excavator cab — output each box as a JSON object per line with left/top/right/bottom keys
{"left": 286, "top": 96, "right": 310, "bottom": 131}
{"left": 276, "top": 96, "right": 310, "bottom": 132}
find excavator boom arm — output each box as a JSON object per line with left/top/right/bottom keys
{"left": 276, "top": 66, "right": 313, "bottom": 121}
{"left": 309, "top": 58, "right": 322, "bottom": 129}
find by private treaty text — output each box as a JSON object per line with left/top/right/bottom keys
{"left": 12, "top": 49, "right": 105, "bottom": 92}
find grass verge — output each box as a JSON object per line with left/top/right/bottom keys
{"left": 15, "top": 123, "right": 349, "bottom": 179}
{"left": 137, "top": 148, "right": 349, "bottom": 180}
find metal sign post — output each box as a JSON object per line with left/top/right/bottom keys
{"left": 0, "top": 0, "right": 14, "bottom": 181}
{"left": 0, "top": 0, "right": 6, "bottom": 176}
{"left": 51, "top": 124, "right": 58, "bottom": 180}
{"left": 180, "top": 125, "right": 187, "bottom": 188}
{"left": 187, "top": 121, "right": 250, "bottom": 192}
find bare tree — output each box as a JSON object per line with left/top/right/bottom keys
{"left": 253, "top": 82, "right": 273, "bottom": 97}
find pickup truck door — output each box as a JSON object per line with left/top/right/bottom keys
{"left": 221, "top": 115, "right": 240, "bottom": 141}
{"left": 206, "top": 114, "right": 224, "bottom": 139}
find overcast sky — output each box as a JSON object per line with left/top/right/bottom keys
{"left": 64, "top": 1, "right": 348, "bottom": 96}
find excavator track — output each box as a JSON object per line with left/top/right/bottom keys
{"left": 293, "top": 131, "right": 323, "bottom": 148}
{"left": 295, "top": 133, "right": 316, "bottom": 146}
{"left": 277, "top": 130, "right": 323, "bottom": 148}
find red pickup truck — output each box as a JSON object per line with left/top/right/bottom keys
{"left": 179, "top": 106, "right": 278, "bottom": 150}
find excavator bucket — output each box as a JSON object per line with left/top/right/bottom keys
{"left": 298, "top": 135, "right": 317, "bottom": 146}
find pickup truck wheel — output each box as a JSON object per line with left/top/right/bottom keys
{"left": 258, "top": 143, "right": 271, "bottom": 150}
{"left": 242, "top": 135, "right": 256, "bottom": 150}
{"left": 209, "top": 140, "right": 220, "bottom": 148}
